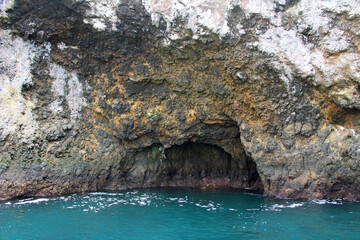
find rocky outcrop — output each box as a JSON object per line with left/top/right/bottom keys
{"left": 0, "top": 0, "right": 359, "bottom": 200}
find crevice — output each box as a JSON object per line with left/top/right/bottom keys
{"left": 243, "top": 157, "right": 263, "bottom": 190}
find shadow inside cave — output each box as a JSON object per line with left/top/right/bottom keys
{"left": 125, "top": 141, "right": 263, "bottom": 191}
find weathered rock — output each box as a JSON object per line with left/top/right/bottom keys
{"left": 0, "top": 0, "right": 359, "bottom": 200}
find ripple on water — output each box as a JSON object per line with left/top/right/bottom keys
{"left": 0, "top": 189, "right": 359, "bottom": 240}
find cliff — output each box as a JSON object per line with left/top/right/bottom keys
{"left": 0, "top": 0, "right": 359, "bottom": 200}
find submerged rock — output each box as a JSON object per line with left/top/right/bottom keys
{"left": 0, "top": 0, "right": 359, "bottom": 200}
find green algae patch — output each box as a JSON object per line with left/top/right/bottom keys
{"left": 151, "top": 144, "right": 166, "bottom": 162}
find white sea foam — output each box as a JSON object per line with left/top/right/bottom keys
{"left": 15, "top": 198, "right": 50, "bottom": 205}
{"left": 139, "top": 201, "right": 147, "bottom": 206}
{"left": 195, "top": 203, "right": 215, "bottom": 208}
{"left": 89, "top": 192, "right": 122, "bottom": 196}
{"left": 268, "top": 202, "right": 305, "bottom": 211}
{"left": 311, "top": 199, "right": 343, "bottom": 205}
{"left": 288, "top": 203, "right": 305, "bottom": 208}
{"left": 244, "top": 192, "right": 265, "bottom": 197}
{"left": 246, "top": 208, "right": 260, "bottom": 211}
{"left": 266, "top": 199, "right": 344, "bottom": 211}
{"left": 177, "top": 197, "right": 187, "bottom": 203}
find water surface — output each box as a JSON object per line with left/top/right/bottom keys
{"left": 1, "top": 188, "right": 359, "bottom": 239}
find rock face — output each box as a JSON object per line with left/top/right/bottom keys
{"left": 0, "top": 0, "right": 359, "bottom": 200}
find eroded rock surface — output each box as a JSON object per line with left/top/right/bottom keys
{"left": 0, "top": 0, "right": 359, "bottom": 200}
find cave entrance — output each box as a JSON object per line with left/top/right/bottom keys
{"left": 144, "top": 142, "right": 263, "bottom": 190}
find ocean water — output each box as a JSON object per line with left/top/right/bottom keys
{"left": 0, "top": 188, "right": 359, "bottom": 240}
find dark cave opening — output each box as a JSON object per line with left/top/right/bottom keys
{"left": 139, "top": 142, "right": 263, "bottom": 190}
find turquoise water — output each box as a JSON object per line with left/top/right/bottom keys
{"left": 0, "top": 188, "right": 359, "bottom": 240}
